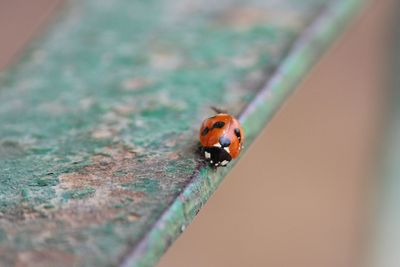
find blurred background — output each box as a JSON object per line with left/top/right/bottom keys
{"left": 0, "top": 0, "right": 397, "bottom": 266}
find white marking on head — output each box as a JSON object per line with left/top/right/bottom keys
{"left": 210, "top": 160, "right": 213, "bottom": 164}
{"left": 224, "top": 147, "right": 230, "bottom": 153}
{"left": 204, "top": 151, "right": 211, "bottom": 159}
{"left": 213, "top": 143, "right": 221, "bottom": 148}
{"left": 221, "top": 160, "right": 229, "bottom": 166}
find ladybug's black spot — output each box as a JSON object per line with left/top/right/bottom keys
{"left": 212, "top": 121, "right": 225, "bottom": 129}
{"left": 219, "top": 135, "right": 231, "bottom": 147}
{"left": 201, "top": 127, "right": 209, "bottom": 136}
{"left": 234, "top": 128, "right": 241, "bottom": 140}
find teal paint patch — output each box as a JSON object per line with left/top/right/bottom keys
{"left": 62, "top": 187, "right": 96, "bottom": 201}
{"left": 0, "top": 0, "right": 363, "bottom": 266}
{"left": 123, "top": 179, "right": 161, "bottom": 195}
{"left": 34, "top": 176, "right": 58, "bottom": 187}
{"left": 0, "top": 228, "right": 7, "bottom": 243}
{"left": 20, "top": 188, "right": 29, "bottom": 198}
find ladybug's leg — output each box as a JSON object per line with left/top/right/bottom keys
{"left": 220, "top": 160, "right": 229, "bottom": 167}
{"left": 210, "top": 106, "right": 227, "bottom": 114}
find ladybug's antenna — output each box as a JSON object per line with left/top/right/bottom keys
{"left": 210, "top": 106, "right": 227, "bottom": 114}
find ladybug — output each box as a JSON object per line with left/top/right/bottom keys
{"left": 199, "top": 111, "right": 244, "bottom": 167}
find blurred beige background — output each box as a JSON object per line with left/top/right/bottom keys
{"left": 0, "top": 0, "right": 61, "bottom": 70}
{"left": 0, "top": 0, "right": 394, "bottom": 266}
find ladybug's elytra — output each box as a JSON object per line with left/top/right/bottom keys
{"left": 199, "top": 112, "right": 244, "bottom": 167}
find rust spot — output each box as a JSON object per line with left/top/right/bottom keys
{"left": 113, "top": 173, "right": 135, "bottom": 183}
{"left": 91, "top": 110, "right": 131, "bottom": 140}
{"left": 127, "top": 212, "right": 141, "bottom": 222}
{"left": 167, "top": 152, "right": 180, "bottom": 160}
{"left": 91, "top": 128, "right": 116, "bottom": 139}
{"left": 47, "top": 144, "right": 143, "bottom": 226}
{"left": 150, "top": 51, "right": 182, "bottom": 70}
{"left": 58, "top": 146, "right": 137, "bottom": 189}
{"left": 218, "top": 8, "right": 267, "bottom": 29}
{"left": 219, "top": 7, "right": 305, "bottom": 30}
{"left": 56, "top": 207, "right": 121, "bottom": 227}
{"left": 113, "top": 104, "right": 136, "bottom": 116}
{"left": 1, "top": 205, "right": 44, "bottom": 222}
{"left": 121, "top": 77, "right": 152, "bottom": 91}
{"left": 100, "top": 145, "right": 136, "bottom": 160}
{"left": 0, "top": 247, "right": 16, "bottom": 267}
{"left": 109, "top": 189, "right": 145, "bottom": 202}
{"left": 15, "top": 250, "right": 78, "bottom": 267}
{"left": 59, "top": 172, "right": 96, "bottom": 189}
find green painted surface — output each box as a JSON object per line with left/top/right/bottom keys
{"left": 0, "top": 0, "right": 363, "bottom": 266}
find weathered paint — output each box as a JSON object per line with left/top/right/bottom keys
{"left": 0, "top": 0, "right": 363, "bottom": 266}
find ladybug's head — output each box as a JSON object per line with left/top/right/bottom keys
{"left": 202, "top": 145, "right": 232, "bottom": 167}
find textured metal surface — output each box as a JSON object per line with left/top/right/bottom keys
{"left": 0, "top": 0, "right": 363, "bottom": 266}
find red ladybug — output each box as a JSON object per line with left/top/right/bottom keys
{"left": 199, "top": 112, "right": 244, "bottom": 167}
